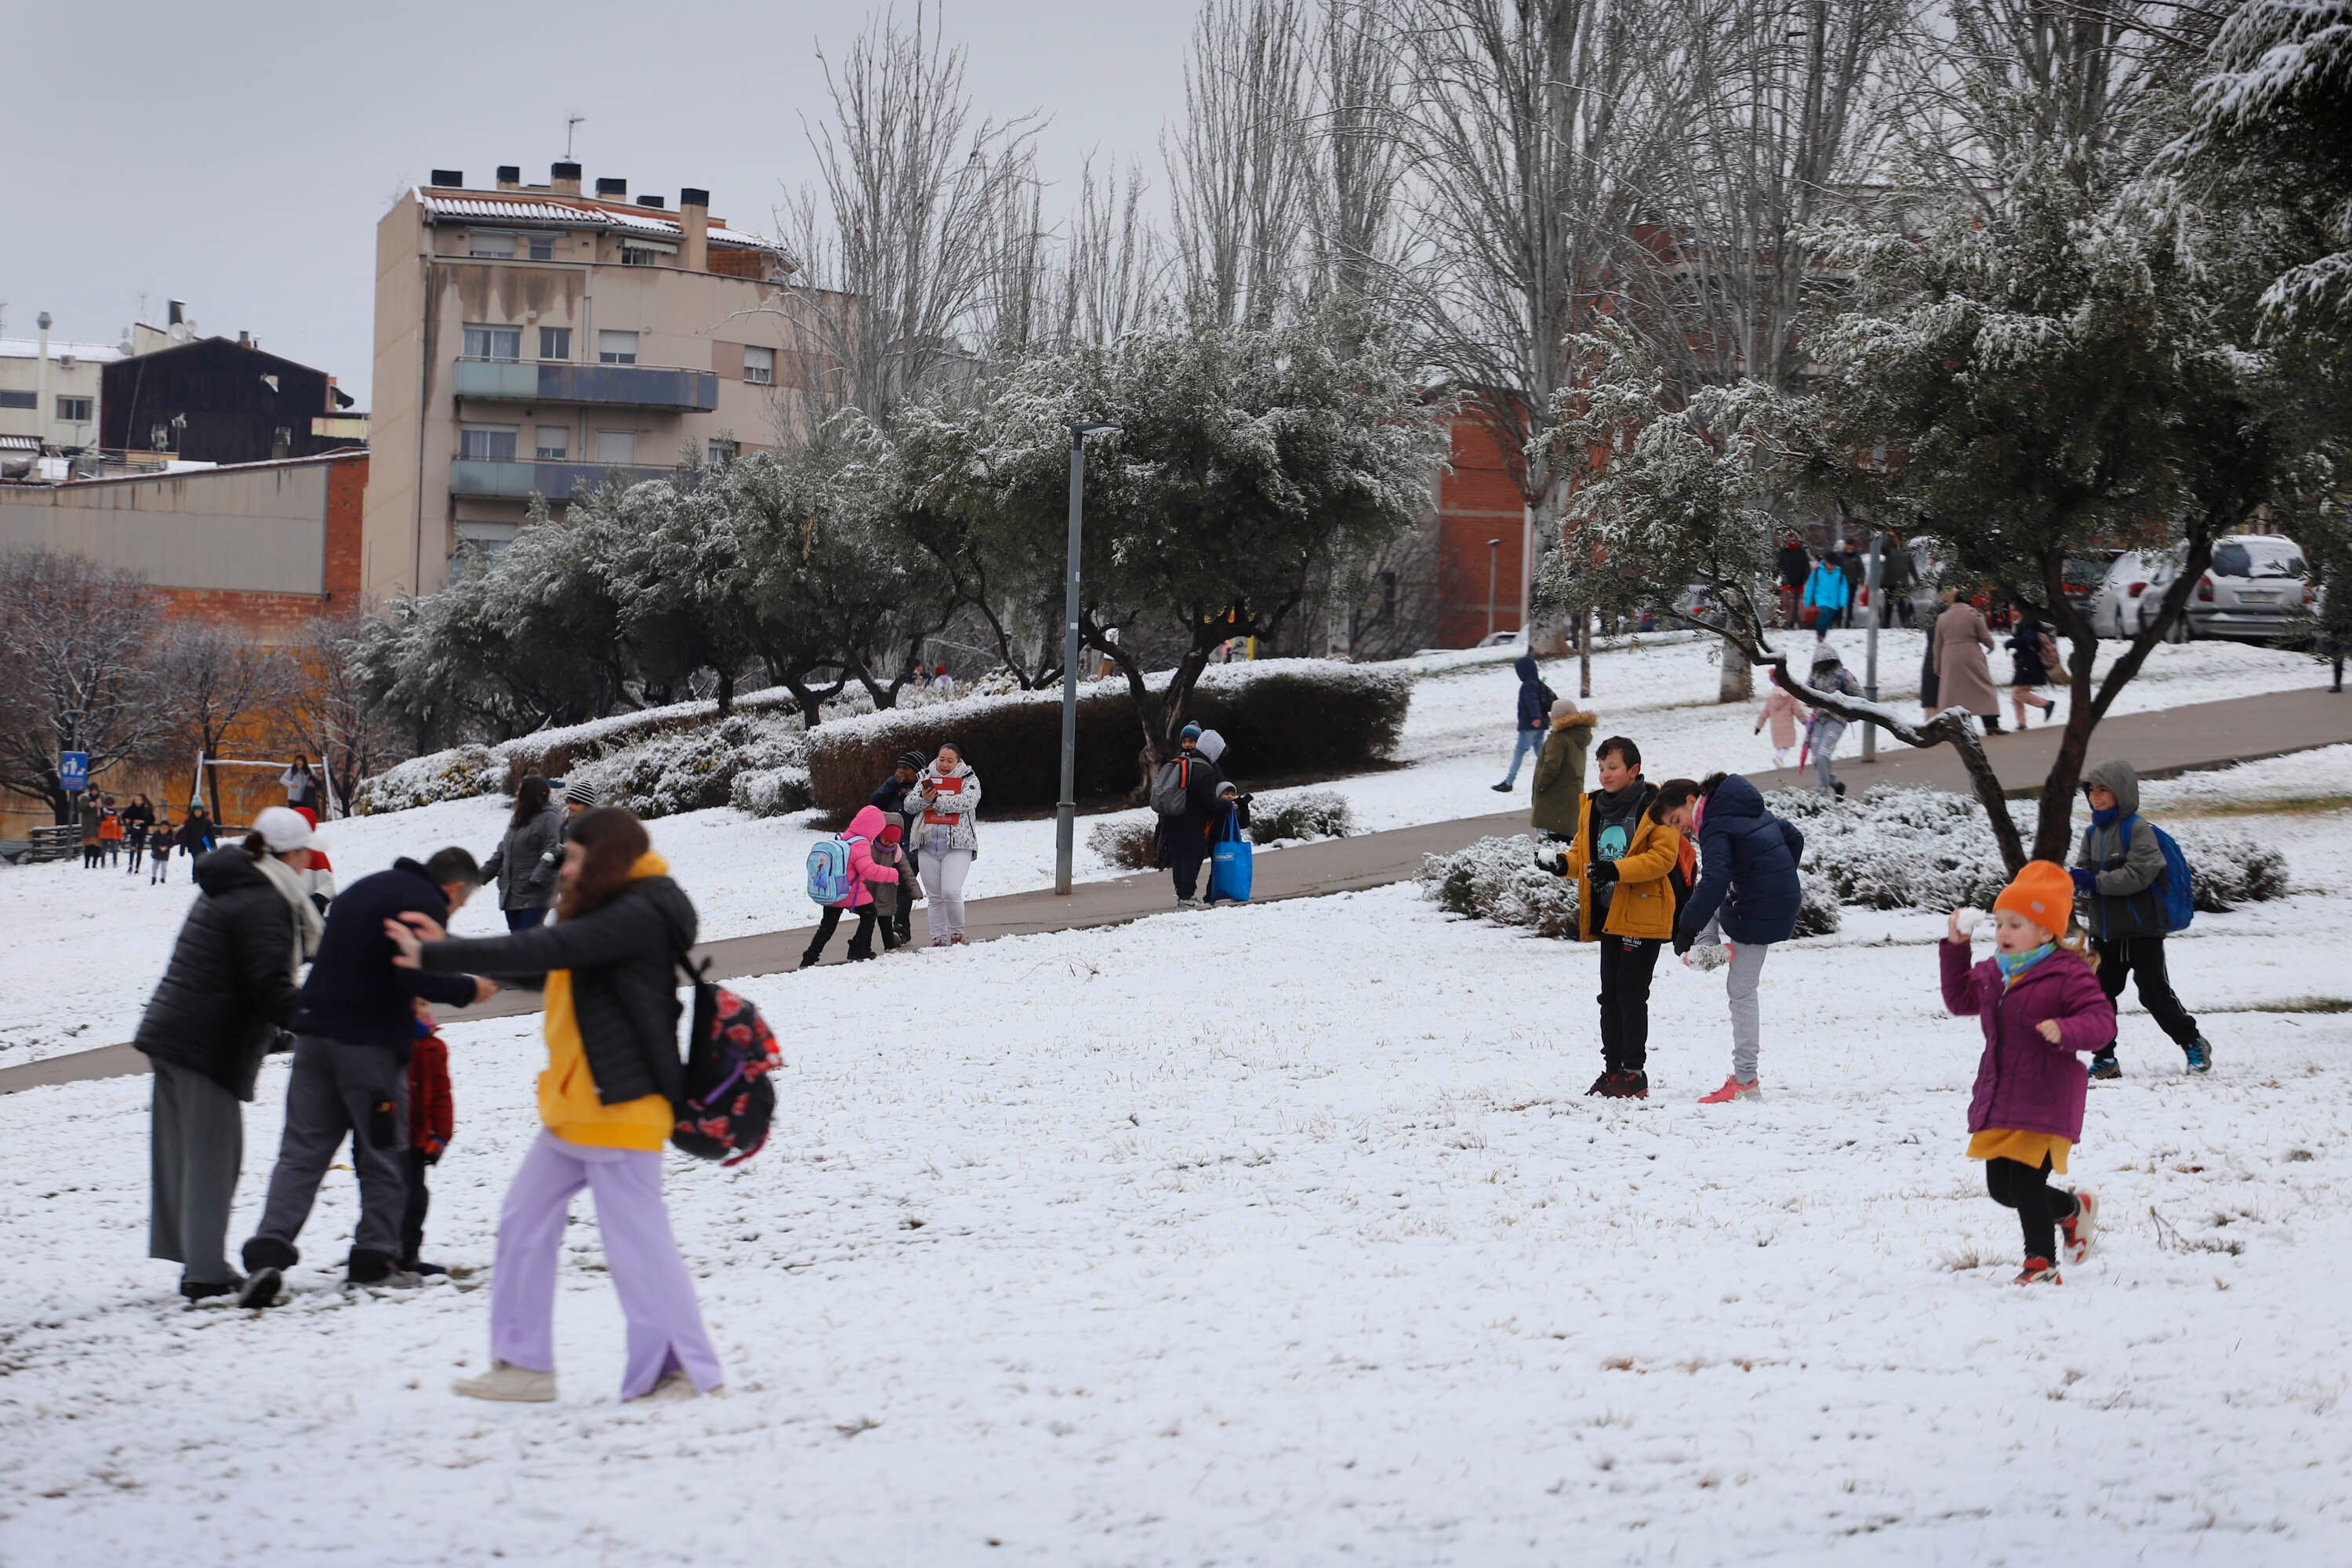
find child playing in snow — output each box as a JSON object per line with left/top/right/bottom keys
{"left": 1804, "top": 648, "right": 1862, "bottom": 798}
{"left": 1755, "top": 684, "right": 1810, "bottom": 771}
{"left": 401, "top": 999, "right": 454, "bottom": 1276}
{"left": 800, "top": 804, "right": 899, "bottom": 967}
{"left": 147, "top": 815, "right": 175, "bottom": 884}
{"left": 2072, "top": 760, "right": 2212, "bottom": 1080}
{"left": 1940, "top": 861, "right": 2117, "bottom": 1284}
{"left": 865, "top": 822, "right": 922, "bottom": 953}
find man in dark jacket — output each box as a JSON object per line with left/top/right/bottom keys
{"left": 1776, "top": 533, "right": 1812, "bottom": 627}
{"left": 2071, "top": 760, "right": 2211, "bottom": 1079}
{"left": 869, "top": 750, "right": 928, "bottom": 946}
{"left": 1672, "top": 773, "right": 1805, "bottom": 1101}
{"left": 1493, "top": 655, "right": 1555, "bottom": 792}
{"left": 1155, "top": 723, "right": 1226, "bottom": 908}
{"left": 241, "top": 848, "right": 493, "bottom": 1304}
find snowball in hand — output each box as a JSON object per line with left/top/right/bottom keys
{"left": 1951, "top": 907, "right": 1985, "bottom": 938}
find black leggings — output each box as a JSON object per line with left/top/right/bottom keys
{"left": 802, "top": 905, "right": 878, "bottom": 965}
{"left": 1986, "top": 1156, "right": 2078, "bottom": 1262}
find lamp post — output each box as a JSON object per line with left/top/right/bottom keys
{"left": 1861, "top": 532, "right": 1886, "bottom": 761}
{"left": 1486, "top": 538, "right": 1502, "bottom": 641}
{"left": 1056, "top": 422, "right": 1120, "bottom": 896}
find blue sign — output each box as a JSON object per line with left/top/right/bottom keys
{"left": 58, "top": 751, "right": 89, "bottom": 793}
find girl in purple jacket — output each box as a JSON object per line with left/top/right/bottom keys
{"left": 1941, "top": 860, "right": 2118, "bottom": 1284}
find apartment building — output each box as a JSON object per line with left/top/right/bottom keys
{"left": 361, "top": 162, "right": 808, "bottom": 601}
{"left": 0, "top": 314, "right": 122, "bottom": 462}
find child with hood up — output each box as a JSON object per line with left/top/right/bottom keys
{"left": 1803, "top": 648, "right": 1862, "bottom": 798}
{"left": 864, "top": 822, "right": 923, "bottom": 953}
{"left": 1940, "top": 862, "right": 2117, "bottom": 1284}
{"left": 2071, "top": 760, "right": 2212, "bottom": 1079}
{"left": 800, "top": 805, "right": 899, "bottom": 967}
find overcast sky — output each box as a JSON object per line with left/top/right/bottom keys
{"left": 1, "top": 0, "right": 1193, "bottom": 407}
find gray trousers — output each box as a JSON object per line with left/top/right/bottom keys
{"left": 1726, "top": 941, "right": 1771, "bottom": 1083}
{"left": 150, "top": 1058, "right": 243, "bottom": 1285}
{"left": 252, "top": 1033, "right": 409, "bottom": 1264}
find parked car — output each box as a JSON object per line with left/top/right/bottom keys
{"left": 2091, "top": 535, "right": 2312, "bottom": 642}
{"left": 2061, "top": 553, "right": 2118, "bottom": 620}
{"left": 2089, "top": 550, "right": 2183, "bottom": 641}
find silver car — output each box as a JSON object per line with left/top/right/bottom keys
{"left": 2090, "top": 535, "right": 2310, "bottom": 642}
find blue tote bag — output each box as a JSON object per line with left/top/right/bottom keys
{"left": 1208, "top": 812, "right": 1254, "bottom": 903}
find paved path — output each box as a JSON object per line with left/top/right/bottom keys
{"left": 9, "top": 683, "right": 2344, "bottom": 1098}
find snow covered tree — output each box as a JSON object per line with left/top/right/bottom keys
{"left": 151, "top": 623, "right": 303, "bottom": 820}
{"left": 0, "top": 550, "right": 171, "bottom": 823}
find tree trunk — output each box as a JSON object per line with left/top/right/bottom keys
{"left": 1717, "top": 634, "right": 1753, "bottom": 702}
{"left": 714, "top": 667, "right": 735, "bottom": 716}
{"left": 1577, "top": 605, "right": 1593, "bottom": 699}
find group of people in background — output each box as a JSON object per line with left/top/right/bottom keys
{"left": 1775, "top": 530, "right": 1918, "bottom": 633}
{"left": 78, "top": 793, "right": 214, "bottom": 878}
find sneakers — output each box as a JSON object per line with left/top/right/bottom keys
{"left": 1696, "top": 1075, "right": 1761, "bottom": 1104}
{"left": 2088, "top": 1051, "right": 2122, "bottom": 1081}
{"left": 949, "top": 934, "right": 969, "bottom": 946}
{"left": 180, "top": 1275, "right": 244, "bottom": 1304}
{"left": 2060, "top": 1189, "right": 2099, "bottom": 1265}
{"left": 1832, "top": 781, "right": 1847, "bottom": 799}
{"left": 236, "top": 1266, "right": 284, "bottom": 1310}
{"left": 1593, "top": 1069, "right": 1649, "bottom": 1100}
{"left": 1585, "top": 1070, "right": 1615, "bottom": 1097}
{"left": 2013, "top": 1257, "right": 2063, "bottom": 1286}
{"left": 403, "top": 1260, "right": 450, "bottom": 1277}
{"left": 628, "top": 1369, "right": 710, "bottom": 1403}
{"left": 1490, "top": 782, "right": 1512, "bottom": 793}
{"left": 2183, "top": 1037, "right": 2212, "bottom": 1074}
{"left": 454, "top": 1361, "right": 557, "bottom": 1403}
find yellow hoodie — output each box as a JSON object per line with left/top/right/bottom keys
{"left": 537, "top": 850, "right": 675, "bottom": 1151}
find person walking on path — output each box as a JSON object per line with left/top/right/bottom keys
{"left": 79, "top": 792, "right": 103, "bottom": 868}
{"left": 238, "top": 846, "right": 494, "bottom": 1306}
{"left": 1776, "top": 532, "right": 1812, "bottom": 629}
{"left": 1153, "top": 724, "right": 1226, "bottom": 909}
{"left": 2071, "top": 760, "right": 2212, "bottom": 1079}
{"left": 1755, "top": 685, "right": 1810, "bottom": 771}
{"left": 800, "top": 804, "right": 899, "bottom": 967}
{"left": 868, "top": 751, "right": 928, "bottom": 949}
{"left": 2005, "top": 614, "right": 2061, "bottom": 728}
{"left": 281, "top": 757, "right": 323, "bottom": 814}
{"left": 122, "top": 793, "right": 155, "bottom": 874}
{"left": 1803, "top": 652, "right": 1863, "bottom": 798}
{"left": 1879, "top": 536, "right": 1918, "bottom": 629}
{"left": 1530, "top": 699, "right": 1599, "bottom": 840}
{"left": 1940, "top": 862, "right": 2117, "bottom": 1284}
{"left": 1492, "top": 656, "right": 1557, "bottom": 792}
{"left": 482, "top": 776, "right": 565, "bottom": 931}
{"left": 1933, "top": 590, "right": 2003, "bottom": 731}
{"left": 390, "top": 807, "right": 726, "bottom": 1404}
{"left": 910, "top": 743, "right": 981, "bottom": 945}
{"left": 1549, "top": 738, "right": 1687, "bottom": 1099}
{"left": 131, "top": 808, "right": 324, "bottom": 1302}
{"left": 1673, "top": 774, "right": 1805, "bottom": 1103}
{"left": 1802, "top": 554, "right": 1851, "bottom": 634}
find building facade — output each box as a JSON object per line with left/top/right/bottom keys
{"left": 100, "top": 335, "right": 360, "bottom": 466}
{"left": 0, "top": 317, "right": 122, "bottom": 459}
{"left": 361, "top": 163, "right": 809, "bottom": 601}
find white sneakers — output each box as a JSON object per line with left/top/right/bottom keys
{"left": 631, "top": 1370, "right": 713, "bottom": 1403}
{"left": 453, "top": 1361, "right": 557, "bottom": 1403}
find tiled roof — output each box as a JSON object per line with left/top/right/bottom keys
{"left": 419, "top": 191, "right": 778, "bottom": 252}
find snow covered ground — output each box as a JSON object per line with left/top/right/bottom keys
{"left": 0, "top": 630, "right": 2325, "bottom": 1067}
{"left": 3, "top": 803, "right": 2350, "bottom": 1564}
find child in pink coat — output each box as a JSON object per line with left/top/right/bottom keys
{"left": 800, "top": 805, "right": 899, "bottom": 968}
{"left": 1755, "top": 686, "right": 1811, "bottom": 771}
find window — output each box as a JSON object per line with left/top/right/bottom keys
{"left": 463, "top": 325, "right": 522, "bottom": 361}
{"left": 535, "top": 425, "right": 570, "bottom": 460}
{"left": 528, "top": 236, "right": 554, "bottom": 262}
{"left": 56, "top": 395, "right": 93, "bottom": 423}
{"left": 619, "top": 241, "right": 676, "bottom": 267}
{"left": 538, "top": 326, "right": 572, "bottom": 361}
{"left": 459, "top": 424, "right": 519, "bottom": 462}
{"left": 742, "top": 345, "right": 775, "bottom": 386}
{"left": 707, "top": 437, "right": 738, "bottom": 466}
{"left": 597, "top": 330, "right": 638, "bottom": 365}
{"left": 468, "top": 230, "right": 517, "bottom": 259}
{"left": 0, "top": 390, "right": 34, "bottom": 411}
{"left": 593, "top": 430, "right": 637, "bottom": 465}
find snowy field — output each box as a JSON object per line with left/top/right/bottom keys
{"left": 3, "top": 803, "right": 2350, "bottom": 1564}
{"left": 0, "top": 630, "right": 2325, "bottom": 1067}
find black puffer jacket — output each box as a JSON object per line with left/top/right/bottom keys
{"left": 132, "top": 848, "right": 304, "bottom": 1100}
{"left": 419, "top": 876, "right": 696, "bottom": 1109}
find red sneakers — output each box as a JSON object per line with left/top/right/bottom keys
{"left": 1696, "top": 1076, "right": 1761, "bottom": 1104}
{"left": 2013, "top": 1257, "right": 2063, "bottom": 1285}
{"left": 2060, "top": 1189, "right": 2099, "bottom": 1264}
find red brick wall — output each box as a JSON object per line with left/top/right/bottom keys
{"left": 1433, "top": 415, "right": 1530, "bottom": 648}
{"left": 323, "top": 453, "right": 366, "bottom": 602}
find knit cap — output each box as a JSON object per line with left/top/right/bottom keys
{"left": 563, "top": 779, "right": 601, "bottom": 809}
{"left": 1992, "top": 859, "right": 2074, "bottom": 935}
{"left": 880, "top": 822, "right": 903, "bottom": 845}
{"left": 898, "top": 750, "right": 927, "bottom": 771}
{"left": 1180, "top": 721, "right": 1203, "bottom": 741}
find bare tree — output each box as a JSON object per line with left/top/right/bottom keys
{"left": 1048, "top": 155, "right": 1170, "bottom": 348}
{"left": 0, "top": 550, "right": 171, "bottom": 823}
{"left": 152, "top": 622, "right": 304, "bottom": 821}
{"left": 1163, "top": 0, "right": 1318, "bottom": 327}
{"left": 1307, "top": 0, "right": 1412, "bottom": 310}
{"left": 281, "top": 608, "right": 393, "bottom": 818}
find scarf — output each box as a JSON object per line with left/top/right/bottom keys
{"left": 1995, "top": 941, "right": 2056, "bottom": 988}
{"left": 252, "top": 851, "right": 325, "bottom": 975}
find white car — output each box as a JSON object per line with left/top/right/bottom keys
{"left": 2089, "top": 550, "right": 2183, "bottom": 641}
{"left": 2091, "top": 535, "right": 2312, "bottom": 642}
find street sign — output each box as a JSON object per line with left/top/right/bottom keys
{"left": 58, "top": 751, "right": 89, "bottom": 793}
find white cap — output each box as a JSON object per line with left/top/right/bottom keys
{"left": 252, "top": 806, "right": 318, "bottom": 853}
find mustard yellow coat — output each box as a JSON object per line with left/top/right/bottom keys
{"left": 1563, "top": 788, "right": 1682, "bottom": 942}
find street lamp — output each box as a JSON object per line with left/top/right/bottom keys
{"left": 1486, "top": 538, "right": 1503, "bottom": 641}
{"left": 1056, "top": 421, "right": 1120, "bottom": 895}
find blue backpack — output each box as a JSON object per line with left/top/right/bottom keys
{"left": 2121, "top": 815, "right": 2195, "bottom": 934}
{"left": 806, "top": 837, "right": 858, "bottom": 905}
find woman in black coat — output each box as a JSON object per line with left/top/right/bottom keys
{"left": 132, "top": 813, "right": 324, "bottom": 1300}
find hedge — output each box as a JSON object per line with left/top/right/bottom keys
{"left": 1415, "top": 833, "right": 1842, "bottom": 941}
{"left": 804, "top": 659, "right": 1412, "bottom": 818}
{"left": 1084, "top": 788, "right": 1359, "bottom": 870}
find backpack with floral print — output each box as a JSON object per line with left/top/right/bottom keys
{"left": 670, "top": 955, "right": 781, "bottom": 1167}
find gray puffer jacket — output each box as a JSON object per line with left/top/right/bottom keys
{"left": 2074, "top": 759, "right": 2169, "bottom": 941}
{"left": 482, "top": 803, "right": 565, "bottom": 910}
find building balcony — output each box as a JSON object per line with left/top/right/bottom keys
{"left": 450, "top": 458, "right": 681, "bottom": 503}
{"left": 452, "top": 357, "right": 718, "bottom": 411}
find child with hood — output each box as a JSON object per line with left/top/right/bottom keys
{"left": 1493, "top": 655, "right": 1556, "bottom": 792}
{"left": 1940, "top": 862, "right": 2116, "bottom": 1284}
{"left": 1803, "top": 650, "right": 1862, "bottom": 797}
{"left": 1529, "top": 699, "right": 1599, "bottom": 840}
{"left": 1755, "top": 685, "right": 1811, "bottom": 771}
{"left": 1672, "top": 772, "right": 1806, "bottom": 1103}
{"left": 2071, "top": 760, "right": 2212, "bottom": 1078}
{"left": 800, "top": 805, "right": 898, "bottom": 967}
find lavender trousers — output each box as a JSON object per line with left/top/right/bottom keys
{"left": 489, "top": 1129, "right": 724, "bottom": 1399}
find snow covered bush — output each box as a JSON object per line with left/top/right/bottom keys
{"left": 2169, "top": 826, "right": 2292, "bottom": 911}
{"left": 1415, "top": 835, "right": 1581, "bottom": 940}
{"left": 568, "top": 713, "right": 808, "bottom": 821}
{"left": 1250, "top": 789, "right": 1355, "bottom": 844}
{"left": 351, "top": 746, "right": 505, "bottom": 815}
{"left": 731, "top": 766, "right": 815, "bottom": 819}
{"left": 1087, "top": 818, "right": 1158, "bottom": 872}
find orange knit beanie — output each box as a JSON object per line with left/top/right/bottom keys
{"left": 1993, "top": 859, "right": 2075, "bottom": 935}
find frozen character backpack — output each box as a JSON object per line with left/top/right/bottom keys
{"left": 806, "top": 837, "right": 858, "bottom": 905}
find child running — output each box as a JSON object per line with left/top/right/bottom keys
{"left": 1940, "top": 861, "right": 2117, "bottom": 1284}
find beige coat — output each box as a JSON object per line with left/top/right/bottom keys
{"left": 1933, "top": 603, "right": 2000, "bottom": 717}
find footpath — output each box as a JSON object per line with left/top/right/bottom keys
{"left": 7, "top": 683, "right": 2347, "bottom": 1098}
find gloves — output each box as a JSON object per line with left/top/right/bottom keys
{"left": 2069, "top": 867, "right": 2096, "bottom": 895}
{"left": 1671, "top": 927, "right": 1694, "bottom": 956}
{"left": 1588, "top": 861, "right": 1620, "bottom": 887}
{"left": 1533, "top": 844, "right": 1568, "bottom": 876}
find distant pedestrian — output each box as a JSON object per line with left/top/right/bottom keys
{"left": 1879, "top": 536, "right": 1918, "bottom": 629}
{"left": 910, "top": 742, "right": 980, "bottom": 944}
{"left": 2072, "top": 760, "right": 2212, "bottom": 1079}
{"left": 79, "top": 793, "right": 103, "bottom": 869}
{"left": 2005, "top": 615, "right": 2060, "bottom": 728}
{"left": 930, "top": 664, "right": 955, "bottom": 697}
{"left": 1941, "top": 862, "right": 2116, "bottom": 1285}
{"left": 1755, "top": 685, "right": 1810, "bottom": 771}
{"left": 1776, "top": 532, "right": 1811, "bottom": 629}
{"left": 122, "top": 793, "right": 155, "bottom": 873}
{"left": 800, "top": 804, "right": 898, "bottom": 967}
{"left": 1802, "top": 555, "right": 1850, "bottom": 634}
{"left": 1674, "top": 773, "right": 1805, "bottom": 1104}
{"left": 131, "top": 808, "right": 324, "bottom": 1302}
{"left": 392, "top": 806, "right": 726, "bottom": 1404}
{"left": 1492, "top": 655, "right": 1556, "bottom": 792}
{"left": 866, "top": 822, "right": 920, "bottom": 952}
{"left": 148, "top": 813, "right": 176, "bottom": 883}
{"left": 1529, "top": 699, "right": 1599, "bottom": 840}
{"left": 483, "top": 775, "right": 565, "bottom": 931}
{"left": 1152, "top": 724, "right": 1225, "bottom": 909}
{"left": 1804, "top": 649, "right": 1862, "bottom": 798}
{"left": 1933, "top": 590, "right": 2002, "bottom": 732}
{"left": 180, "top": 808, "right": 217, "bottom": 858}
{"left": 99, "top": 799, "right": 125, "bottom": 866}
{"left": 281, "top": 757, "right": 323, "bottom": 815}
{"left": 1838, "top": 546, "right": 1867, "bottom": 623}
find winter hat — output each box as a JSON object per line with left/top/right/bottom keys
{"left": 897, "top": 750, "right": 927, "bottom": 771}
{"left": 291, "top": 806, "right": 319, "bottom": 829}
{"left": 880, "top": 822, "right": 903, "bottom": 845}
{"left": 1810, "top": 645, "right": 1842, "bottom": 668}
{"left": 1993, "top": 860, "right": 2075, "bottom": 935}
{"left": 1180, "top": 721, "right": 1203, "bottom": 742}
{"left": 564, "top": 779, "right": 601, "bottom": 808}
{"left": 252, "top": 806, "right": 318, "bottom": 854}
{"left": 1549, "top": 698, "right": 1580, "bottom": 720}
{"left": 1196, "top": 728, "right": 1228, "bottom": 763}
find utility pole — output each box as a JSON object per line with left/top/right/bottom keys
{"left": 1861, "top": 532, "right": 1885, "bottom": 761}
{"left": 1054, "top": 423, "right": 1119, "bottom": 895}
{"left": 1485, "top": 539, "right": 1501, "bottom": 641}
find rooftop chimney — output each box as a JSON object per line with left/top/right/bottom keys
{"left": 167, "top": 299, "right": 186, "bottom": 326}
{"left": 680, "top": 187, "right": 710, "bottom": 274}
{"left": 238, "top": 330, "right": 251, "bottom": 347}
{"left": 551, "top": 161, "right": 582, "bottom": 195}
{"left": 495, "top": 165, "right": 521, "bottom": 190}
{"left": 429, "top": 169, "right": 464, "bottom": 188}
{"left": 595, "top": 176, "right": 628, "bottom": 200}
{"left": 636, "top": 194, "right": 665, "bottom": 209}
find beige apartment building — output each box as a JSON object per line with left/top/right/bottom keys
{"left": 361, "top": 162, "right": 810, "bottom": 600}
{"left": 1, "top": 314, "right": 122, "bottom": 466}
